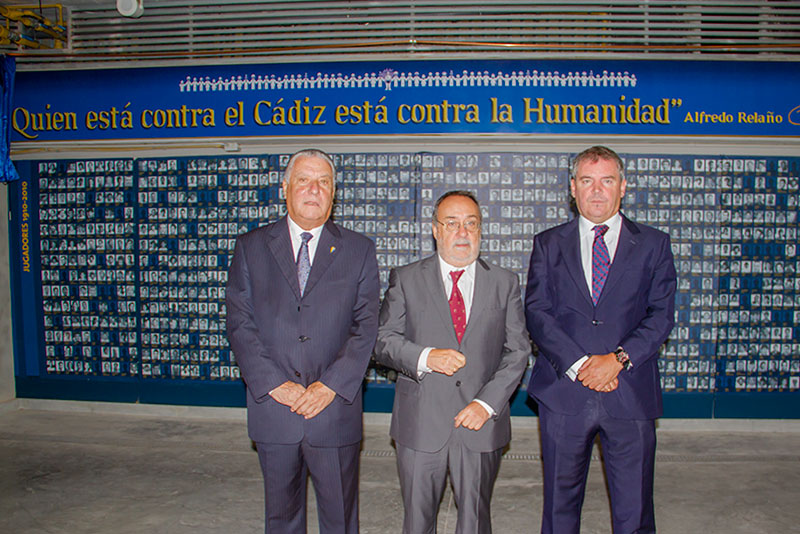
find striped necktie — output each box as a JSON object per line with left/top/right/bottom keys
{"left": 591, "top": 225, "right": 610, "bottom": 305}
{"left": 296, "top": 232, "right": 313, "bottom": 296}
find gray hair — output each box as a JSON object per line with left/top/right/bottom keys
{"left": 282, "top": 149, "right": 337, "bottom": 186}
{"left": 570, "top": 145, "right": 625, "bottom": 181}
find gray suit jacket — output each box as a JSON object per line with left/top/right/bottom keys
{"left": 374, "top": 255, "right": 531, "bottom": 453}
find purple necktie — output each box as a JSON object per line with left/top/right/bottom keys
{"left": 449, "top": 270, "right": 466, "bottom": 343}
{"left": 591, "top": 225, "right": 610, "bottom": 306}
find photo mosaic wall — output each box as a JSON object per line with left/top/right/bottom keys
{"left": 9, "top": 151, "right": 800, "bottom": 415}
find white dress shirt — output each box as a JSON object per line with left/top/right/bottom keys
{"left": 439, "top": 255, "right": 477, "bottom": 324}
{"left": 416, "top": 256, "right": 495, "bottom": 416}
{"left": 566, "top": 212, "right": 623, "bottom": 380}
{"left": 578, "top": 212, "right": 622, "bottom": 293}
{"left": 287, "top": 216, "right": 324, "bottom": 265}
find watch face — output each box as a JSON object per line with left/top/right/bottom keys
{"left": 615, "top": 349, "right": 631, "bottom": 370}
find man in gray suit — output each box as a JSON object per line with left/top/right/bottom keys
{"left": 226, "top": 149, "right": 379, "bottom": 534}
{"left": 374, "top": 190, "right": 530, "bottom": 534}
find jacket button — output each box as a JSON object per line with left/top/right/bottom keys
{"left": 294, "top": 371, "right": 301, "bottom": 378}
{"left": 455, "top": 380, "right": 461, "bottom": 387}
{"left": 299, "top": 335, "right": 309, "bottom": 342}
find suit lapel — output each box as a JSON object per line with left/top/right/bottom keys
{"left": 421, "top": 255, "right": 456, "bottom": 341}
{"left": 599, "top": 214, "right": 640, "bottom": 303}
{"left": 557, "top": 219, "right": 593, "bottom": 306}
{"left": 267, "top": 217, "right": 302, "bottom": 299}
{"left": 302, "top": 220, "right": 341, "bottom": 297}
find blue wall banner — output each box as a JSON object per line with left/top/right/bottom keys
{"left": 12, "top": 59, "right": 800, "bottom": 142}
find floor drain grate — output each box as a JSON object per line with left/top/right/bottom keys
{"left": 361, "top": 450, "right": 800, "bottom": 463}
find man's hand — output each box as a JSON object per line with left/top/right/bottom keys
{"left": 427, "top": 349, "right": 466, "bottom": 376}
{"left": 601, "top": 378, "right": 619, "bottom": 392}
{"left": 291, "top": 381, "right": 336, "bottom": 419}
{"left": 454, "top": 401, "right": 491, "bottom": 431}
{"left": 269, "top": 381, "right": 306, "bottom": 406}
{"left": 577, "top": 353, "right": 622, "bottom": 392}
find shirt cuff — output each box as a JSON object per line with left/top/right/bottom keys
{"left": 565, "top": 355, "right": 589, "bottom": 381}
{"left": 472, "top": 398, "right": 496, "bottom": 417}
{"left": 417, "top": 347, "right": 434, "bottom": 378}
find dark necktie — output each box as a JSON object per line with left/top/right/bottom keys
{"left": 449, "top": 270, "right": 467, "bottom": 343}
{"left": 297, "top": 232, "right": 313, "bottom": 296}
{"left": 591, "top": 225, "right": 610, "bottom": 305}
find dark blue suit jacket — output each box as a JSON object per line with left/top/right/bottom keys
{"left": 226, "top": 217, "right": 380, "bottom": 446}
{"left": 525, "top": 214, "right": 677, "bottom": 419}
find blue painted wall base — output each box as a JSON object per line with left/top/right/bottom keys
{"left": 16, "top": 378, "right": 800, "bottom": 418}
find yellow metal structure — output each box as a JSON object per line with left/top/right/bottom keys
{"left": 0, "top": 4, "right": 67, "bottom": 49}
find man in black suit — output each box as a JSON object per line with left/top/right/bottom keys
{"left": 226, "top": 149, "right": 380, "bottom": 533}
{"left": 525, "top": 146, "right": 677, "bottom": 534}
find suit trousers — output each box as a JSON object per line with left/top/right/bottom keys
{"left": 256, "top": 439, "right": 360, "bottom": 534}
{"left": 396, "top": 432, "right": 503, "bottom": 534}
{"left": 538, "top": 394, "right": 656, "bottom": 534}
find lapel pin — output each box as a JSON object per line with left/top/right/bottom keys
{"left": 330, "top": 246, "right": 336, "bottom": 253}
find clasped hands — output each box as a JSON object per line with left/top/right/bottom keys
{"left": 427, "top": 348, "right": 491, "bottom": 431}
{"left": 427, "top": 348, "right": 466, "bottom": 376}
{"left": 270, "top": 380, "right": 335, "bottom": 419}
{"left": 577, "top": 352, "right": 623, "bottom": 393}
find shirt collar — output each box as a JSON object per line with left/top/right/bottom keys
{"left": 287, "top": 215, "right": 324, "bottom": 242}
{"left": 437, "top": 254, "right": 476, "bottom": 283}
{"left": 578, "top": 211, "right": 622, "bottom": 238}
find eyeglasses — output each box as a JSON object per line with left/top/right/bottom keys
{"left": 436, "top": 218, "right": 481, "bottom": 233}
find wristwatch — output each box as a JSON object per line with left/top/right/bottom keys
{"left": 614, "top": 347, "right": 633, "bottom": 371}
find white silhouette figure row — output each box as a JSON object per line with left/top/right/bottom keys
{"left": 179, "top": 68, "right": 637, "bottom": 92}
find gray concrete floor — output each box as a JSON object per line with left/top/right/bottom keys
{"left": 1, "top": 401, "right": 800, "bottom": 534}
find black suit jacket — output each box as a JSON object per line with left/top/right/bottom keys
{"left": 226, "top": 217, "right": 380, "bottom": 446}
{"left": 525, "top": 214, "right": 677, "bottom": 419}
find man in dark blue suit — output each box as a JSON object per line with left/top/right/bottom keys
{"left": 525, "top": 146, "right": 677, "bottom": 534}
{"left": 226, "top": 149, "right": 380, "bottom": 534}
